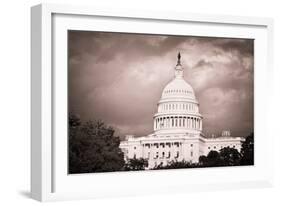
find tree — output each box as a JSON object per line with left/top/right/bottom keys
{"left": 240, "top": 133, "right": 254, "bottom": 165}
{"left": 199, "top": 150, "right": 223, "bottom": 167}
{"left": 219, "top": 147, "right": 241, "bottom": 166}
{"left": 69, "top": 114, "right": 125, "bottom": 174}
{"left": 124, "top": 158, "right": 148, "bottom": 171}
{"left": 199, "top": 148, "right": 241, "bottom": 167}
{"left": 153, "top": 160, "right": 198, "bottom": 170}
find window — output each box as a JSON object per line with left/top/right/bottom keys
{"left": 190, "top": 144, "right": 193, "bottom": 147}
{"left": 133, "top": 154, "right": 136, "bottom": 159}
{"left": 191, "top": 151, "right": 193, "bottom": 157}
{"left": 134, "top": 147, "right": 136, "bottom": 150}
{"left": 162, "top": 152, "right": 165, "bottom": 158}
{"left": 208, "top": 147, "right": 210, "bottom": 149}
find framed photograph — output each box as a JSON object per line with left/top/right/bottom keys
{"left": 31, "top": 3, "right": 274, "bottom": 201}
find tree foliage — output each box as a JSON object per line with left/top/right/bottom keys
{"left": 124, "top": 158, "right": 148, "bottom": 171}
{"left": 199, "top": 150, "right": 223, "bottom": 167}
{"left": 219, "top": 147, "right": 241, "bottom": 166}
{"left": 199, "top": 147, "right": 241, "bottom": 167}
{"left": 69, "top": 114, "right": 125, "bottom": 174}
{"left": 153, "top": 160, "right": 198, "bottom": 170}
{"left": 240, "top": 132, "right": 254, "bottom": 165}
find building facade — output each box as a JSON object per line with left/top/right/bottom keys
{"left": 120, "top": 53, "right": 244, "bottom": 169}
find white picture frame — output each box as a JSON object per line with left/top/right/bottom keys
{"left": 31, "top": 3, "right": 274, "bottom": 202}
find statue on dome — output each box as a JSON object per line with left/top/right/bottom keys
{"left": 177, "top": 52, "right": 181, "bottom": 66}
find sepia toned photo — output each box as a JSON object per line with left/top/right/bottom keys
{"left": 68, "top": 31, "right": 254, "bottom": 174}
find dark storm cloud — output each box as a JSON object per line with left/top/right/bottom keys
{"left": 214, "top": 38, "right": 254, "bottom": 56}
{"left": 68, "top": 31, "right": 254, "bottom": 138}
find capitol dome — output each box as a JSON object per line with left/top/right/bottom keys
{"left": 161, "top": 77, "right": 196, "bottom": 100}
{"left": 153, "top": 52, "right": 202, "bottom": 135}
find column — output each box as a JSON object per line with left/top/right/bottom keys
{"left": 171, "top": 142, "right": 174, "bottom": 159}
{"left": 193, "top": 118, "right": 196, "bottom": 129}
{"left": 156, "top": 118, "right": 158, "bottom": 129}
{"left": 168, "top": 117, "right": 170, "bottom": 128}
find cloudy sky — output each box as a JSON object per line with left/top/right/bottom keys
{"left": 68, "top": 31, "right": 254, "bottom": 138}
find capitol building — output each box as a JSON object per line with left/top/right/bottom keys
{"left": 120, "top": 53, "right": 244, "bottom": 169}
